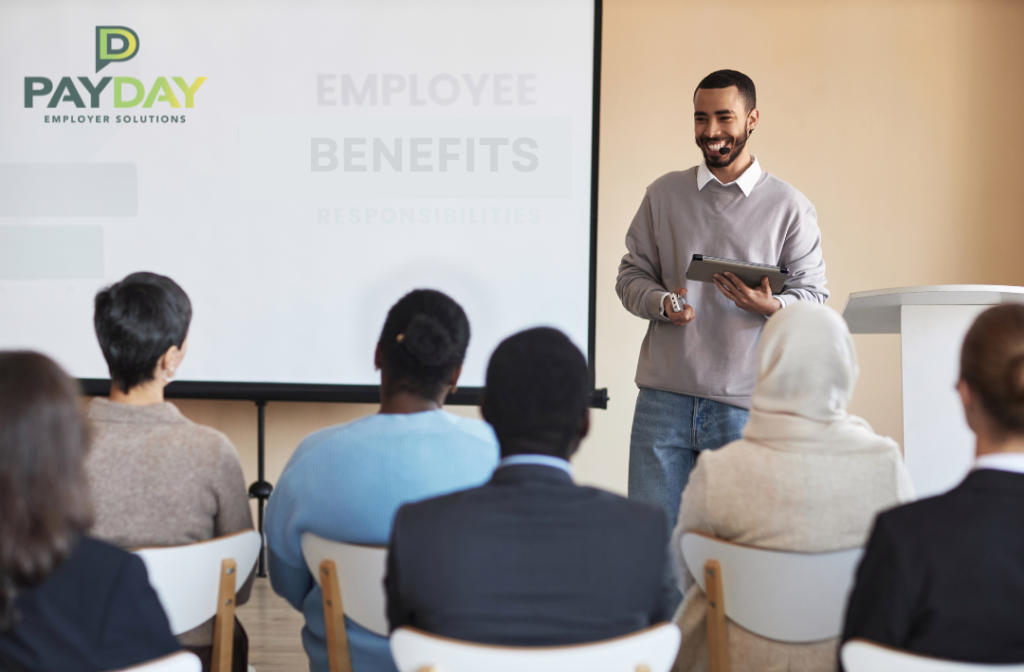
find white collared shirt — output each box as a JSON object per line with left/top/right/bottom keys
{"left": 696, "top": 155, "right": 762, "bottom": 197}
{"left": 498, "top": 454, "right": 574, "bottom": 478}
{"left": 974, "top": 452, "right": 1024, "bottom": 475}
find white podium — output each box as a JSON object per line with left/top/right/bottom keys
{"left": 842, "top": 285, "right": 1024, "bottom": 498}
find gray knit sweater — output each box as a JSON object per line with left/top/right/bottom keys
{"left": 616, "top": 167, "right": 828, "bottom": 408}
{"left": 85, "top": 398, "right": 254, "bottom": 646}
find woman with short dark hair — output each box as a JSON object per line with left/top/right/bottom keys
{"left": 86, "top": 271, "right": 253, "bottom": 671}
{"left": 0, "top": 351, "right": 179, "bottom": 670}
{"left": 843, "top": 304, "right": 1024, "bottom": 664}
{"left": 265, "top": 289, "right": 500, "bottom": 672}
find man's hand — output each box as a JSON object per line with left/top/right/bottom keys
{"left": 663, "top": 287, "right": 695, "bottom": 325}
{"left": 713, "top": 273, "right": 782, "bottom": 316}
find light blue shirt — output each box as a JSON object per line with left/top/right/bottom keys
{"left": 498, "top": 454, "right": 574, "bottom": 478}
{"left": 265, "top": 410, "right": 499, "bottom": 672}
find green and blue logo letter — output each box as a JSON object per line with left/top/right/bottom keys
{"left": 96, "top": 26, "right": 139, "bottom": 72}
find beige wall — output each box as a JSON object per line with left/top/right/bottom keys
{"left": 174, "top": 0, "right": 1024, "bottom": 505}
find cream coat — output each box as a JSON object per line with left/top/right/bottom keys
{"left": 670, "top": 302, "right": 915, "bottom": 672}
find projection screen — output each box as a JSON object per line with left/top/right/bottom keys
{"left": 0, "top": 0, "right": 603, "bottom": 404}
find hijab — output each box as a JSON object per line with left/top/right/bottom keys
{"left": 743, "top": 301, "right": 898, "bottom": 454}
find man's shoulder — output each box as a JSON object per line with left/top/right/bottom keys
{"left": 755, "top": 171, "right": 813, "bottom": 210}
{"left": 397, "top": 479, "right": 665, "bottom": 530}
{"left": 647, "top": 168, "right": 699, "bottom": 195}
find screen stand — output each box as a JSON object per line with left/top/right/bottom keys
{"left": 248, "top": 400, "right": 273, "bottom": 578}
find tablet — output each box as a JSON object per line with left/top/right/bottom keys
{"left": 685, "top": 254, "right": 789, "bottom": 294}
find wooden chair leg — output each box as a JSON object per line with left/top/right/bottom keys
{"left": 211, "top": 558, "right": 237, "bottom": 672}
{"left": 704, "top": 560, "right": 730, "bottom": 672}
{"left": 321, "top": 560, "right": 354, "bottom": 672}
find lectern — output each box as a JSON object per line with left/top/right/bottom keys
{"left": 842, "top": 285, "right": 1024, "bottom": 498}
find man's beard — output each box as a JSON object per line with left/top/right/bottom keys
{"left": 697, "top": 127, "right": 750, "bottom": 168}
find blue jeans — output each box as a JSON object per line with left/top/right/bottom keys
{"left": 628, "top": 389, "right": 748, "bottom": 612}
{"left": 628, "top": 388, "right": 749, "bottom": 538}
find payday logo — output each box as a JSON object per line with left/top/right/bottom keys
{"left": 96, "top": 26, "right": 139, "bottom": 72}
{"left": 24, "top": 26, "right": 206, "bottom": 110}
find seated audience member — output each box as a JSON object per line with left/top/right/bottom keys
{"left": 0, "top": 351, "right": 180, "bottom": 670}
{"left": 84, "top": 272, "right": 254, "bottom": 672}
{"left": 672, "top": 302, "right": 914, "bottom": 672}
{"left": 265, "top": 289, "right": 499, "bottom": 672}
{"left": 843, "top": 304, "right": 1024, "bottom": 664}
{"left": 386, "top": 327, "right": 672, "bottom": 645}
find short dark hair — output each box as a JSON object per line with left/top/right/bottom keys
{"left": 960, "top": 304, "right": 1024, "bottom": 435}
{"left": 481, "top": 327, "right": 589, "bottom": 459}
{"left": 0, "top": 351, "right": 92, "bottom": 630}
{"left": 694, "top": 69, "right": 756, "bottom": 112}
{"left": 94, "top": 272, "right": 192, "bottom": 393}
{"left": 379, "top": 289, "right": 470, "bottom": 399}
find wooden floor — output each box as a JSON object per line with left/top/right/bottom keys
{"left": 237, "top": 577, "right": 309, "bottom": 672}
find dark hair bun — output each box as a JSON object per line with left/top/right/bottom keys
{"left": 379, "top": 289, "right": 470, "bottom": 399}
{"left": 403, "top": 314, "right": 456, "bottom": 368}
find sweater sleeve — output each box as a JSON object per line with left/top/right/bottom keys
{"left": 264, "top": 451, "right": 316, "bottom": 612}
{"left": 211, "top": 435, "right": 256, "bottom": 605}
{"left": 777, "top": 204, "right": 829, "bottom": 307}
{"left": 671, "top": 455, "right": 713, "bottom": 597}
{"left": 616, "top": 191, "right": 672, "bottom": 322}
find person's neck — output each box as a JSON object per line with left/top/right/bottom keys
{"left": 708, "top": 149, "right": 754, "bottom": 185}
{"left": 975, "top": 428, "right": 1024, "bottom": 457}
{"left": 108, "top": 380, "right": 166, "bottom": 406}
{"left": 499, "top": 435, "right": 574, "bottom": 460}
{"left": 378, "top": 389, "right": 443, "bottom": 415}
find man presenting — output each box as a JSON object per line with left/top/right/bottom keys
{"left": 616, "top": 70, "right": 828, "bottom": 539}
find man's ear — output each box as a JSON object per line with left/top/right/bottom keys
{"left": 374, "top": 342, "right": 383, "bottom": 371}
{"left": 449, "top": 364, "right": 463, "bottom": 390}
{"left": 479, "top": 392, "right": 491, "bottom": 424}
{"left": 578, "top": 407, "right": 590, "bottom": 441}
{"left": 957, "top": 379, "right": 980, "bottom": 433}
{"left": 747, "top": 107, "right": 760, "bottom": 133}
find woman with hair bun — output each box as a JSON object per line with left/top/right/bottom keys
{"left": 843, "top": 303, "right": 1024, "bottom": 664}
{"left": 0, "top": 351, "right": 179, "bottom": 670}
{"left": 265, "top": 289, "right": 499, "bottom": 672}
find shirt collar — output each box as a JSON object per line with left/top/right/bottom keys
{"left": 498, "top": 454, "right": 574, "bottom": 478}
{"left": 974, "top": 452, "right": 1024, "bottom": 475}
{"left": 696, "top": 155, "right": 762, "bottom": 197}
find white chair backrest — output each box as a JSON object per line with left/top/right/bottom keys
{"left": 114, "top": 651, "right": 203, "bottom": 672}
{"left": 133, "top": 530, "right": 261, "bottom": 635}
{"left": 681, "top": 532, "right": 863, "bottom": 643}
{"left": 841, "top": 640, "right": 1024, "bottom": 671}
{"left": 301, "top": 533, "right": 389, "bottom": 637}
{"left": 390, "top": 623, "right": 681, "bottom": 672}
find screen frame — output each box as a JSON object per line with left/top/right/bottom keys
{"left": 81, "top": 0, "right": 608, "bottom": 409}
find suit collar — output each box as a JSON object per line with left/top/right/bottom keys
{"left": 490, "top": 463, "right": 575, "bottom": 486}
{"left": 960, "top": 468, "right": 1024, "bottom": 496}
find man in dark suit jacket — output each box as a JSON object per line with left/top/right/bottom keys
{"left": 385, "top": 327, "right": 672, "bottom": 645}
{"left": 842, "top": 463, "right": 1024, "bottom": 663}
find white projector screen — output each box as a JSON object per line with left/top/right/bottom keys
{"left": 0, "top": 0, "right": 602, "bottom": 404}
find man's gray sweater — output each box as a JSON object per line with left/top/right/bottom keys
{"left": 616, "top": 166, "right": 828, "bottom": 409}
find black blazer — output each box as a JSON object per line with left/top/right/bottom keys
{"left": 842, "top": 469, "right": 1024, "bottom": 664}
{"left": 0, "top": 536, "right": 179, "bottom": 672}
{"left": 386, "top": 464, "right": 672, "bottom": 646}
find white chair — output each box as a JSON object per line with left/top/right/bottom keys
{"left": 300, "top": 533, "right": 389, "bottom": 672}
{"left": 113, "top": 651, "right": 203, "bottom": 672}
{"left": 390, "top": 623, "right": 681, "bottom": 672}
{"left": 133, "top": 529, "right": 261, "bottom": 672}
{"left": 841, "top": 639, "right": 1024, "bottom": 671}
{"left": 681, "top": 531, "right": 863, "bottom": 672}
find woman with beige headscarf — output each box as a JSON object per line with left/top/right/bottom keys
{"left": 670, "top": 301, "right": 914, "bottom": 672}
